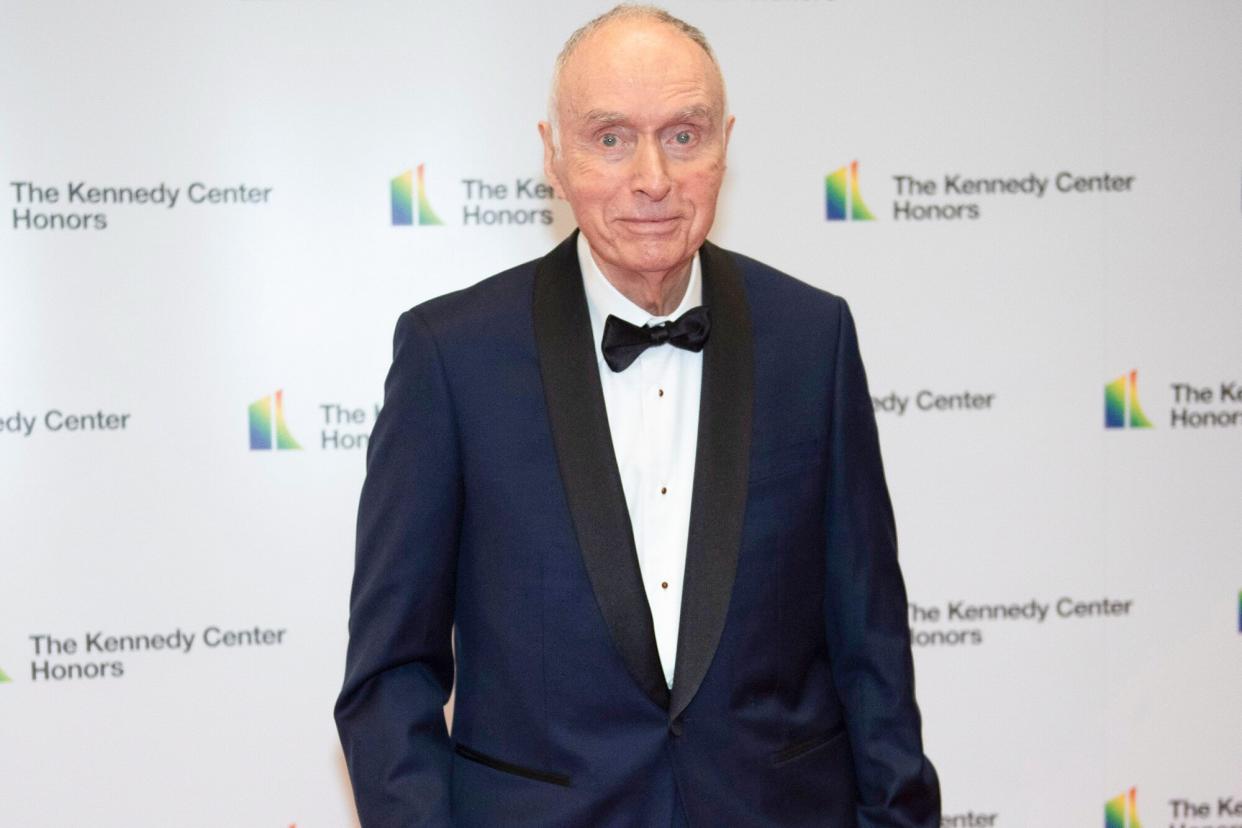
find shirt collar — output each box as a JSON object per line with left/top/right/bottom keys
{"left": 578, "top": 230, "right": 703, "bottom": 361}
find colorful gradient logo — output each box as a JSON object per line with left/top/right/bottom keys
{"left": 826, "top": 160, "right": 876, "bottom": 221}
{"left": 1105, "top": 370, "right": 1154, "bottom": 429}
{"left": 391, "top": 164, "right": 443, "bottom": 226}
{"left": 249, "top": 390, "right": 301, "bottom": 451}
{"left": 1105, "top": 787, "right": 1142, "bottom": 828}
{"left": 0, "top": 666, "right": 11, "bottom": 683}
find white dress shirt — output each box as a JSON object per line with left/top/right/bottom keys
{"left": 578, "top": 232, "right": 703, "bottom": 689}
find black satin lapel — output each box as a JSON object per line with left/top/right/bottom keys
{"left": 669, "top": 241, "right": 754, "bottom": 724}
{"left": 532, "top": 231, "right": 670, "bottom": 711}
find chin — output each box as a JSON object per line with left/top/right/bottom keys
{"left": 620, "top": 250, "right": 690, "bottom": 276}
{"left": 621, "top": 236, "right": 697, "bottom": 271}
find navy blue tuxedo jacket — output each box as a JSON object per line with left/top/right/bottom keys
{"left": 335, "top": 232, "right": 940, "bottom": 827}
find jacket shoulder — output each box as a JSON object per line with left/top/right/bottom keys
{"left": 716, "top": 246, "right": 847, "bottom": 325}
{"left": 399, "top": 256, "right": 541, "bottom": 346}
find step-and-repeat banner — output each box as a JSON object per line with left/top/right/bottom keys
{"left": 2, "top": 1, "right": 1239, "bottom": 825}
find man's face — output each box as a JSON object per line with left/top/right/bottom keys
{"left": 540, "top": 20, "right": 734, "bottom": 282}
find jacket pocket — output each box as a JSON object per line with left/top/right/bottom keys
{"left": 770, "top": 723, "right": 847, "bottom": 767}
{"left": 453, "top": 742, "right": 571, "bottom": 787}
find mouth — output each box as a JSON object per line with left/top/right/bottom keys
{"left": 617, "top": 216, "right": 682, "bottom": 234}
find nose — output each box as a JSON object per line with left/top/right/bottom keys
{"left": 631, "top": 136, "right": 672, "bottom": 201}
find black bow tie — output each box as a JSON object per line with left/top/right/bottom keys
{"left": 601, "top": 306, "right": 711, "bottom": 372}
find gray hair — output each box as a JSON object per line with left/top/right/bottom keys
{"left": 546, "top": 4, "right": 726, "bottom": 151}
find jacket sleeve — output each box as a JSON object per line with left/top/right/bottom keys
{"left": 822, "top": 298, "right": 941, "bottom": 827}
{"left": 335, "top": 308, "right": 462, "bottom": 827}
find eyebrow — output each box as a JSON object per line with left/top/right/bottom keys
{"left": 672, "top": 105, "right": 714, "bottom": 123}
{"left": 579, "top": 105, "right": 717, "bottom": 127}
{"left": 581, "top": 110, "right": 628, "bottom": 127}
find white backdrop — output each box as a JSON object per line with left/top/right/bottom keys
{"left": 2, "top": 1, "right": 1240, "bottom": 825}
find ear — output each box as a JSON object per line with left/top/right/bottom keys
{"left": 538, "top": 121, "right": 565, "bottom": 199}
{"left": 724, "top": 114, "right": 735, "bottom": 150}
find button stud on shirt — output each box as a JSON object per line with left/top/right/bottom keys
{"left": 660, "top": 486, "right": 667, "bottom": 495}
{"left": 661, "top": 581, "right": 669, "bottom": 590}
{"left": 658, "top": 388, "right": 664, "bottom": 397}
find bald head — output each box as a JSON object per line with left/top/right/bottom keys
{"left": 547, "top": 5, "right": 727, "bottom": 149}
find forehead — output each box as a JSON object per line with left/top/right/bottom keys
{"left": 557, "top": 20, "right": 723, "bottom": 121}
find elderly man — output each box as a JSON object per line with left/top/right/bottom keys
{"left": 336, "top": 5, "right": 939, "bottom": 826}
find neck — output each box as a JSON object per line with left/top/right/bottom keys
{"left": 594, "top": 257, "right": 693, "bottom": 317}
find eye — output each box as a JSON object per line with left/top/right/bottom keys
{"left": 674, "top": 131, "right": 693, "bottom": 145}
{"left": 601, "top": 134, "right": 619, "bottom": 148}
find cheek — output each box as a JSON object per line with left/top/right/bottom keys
{"left": 566, "top": 155, "right": 619, "bottom": 186}
{"left": 566, "top": 179, "right": 620, "bottom": 216}
{"left": 678, "top": 150, "right": 725, "bottom": 184}
{"left": 684, "top": 170, "right": 725, "bottom": 211}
